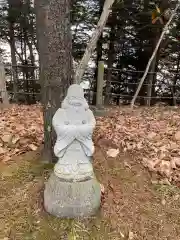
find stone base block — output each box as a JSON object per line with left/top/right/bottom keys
{"left": 44, "top": 173, "right": 101, "bottom": 218}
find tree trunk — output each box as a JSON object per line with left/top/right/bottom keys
{"left": 9, "top": 23, "right": 18, "bottom": 102}
{"left": 35, "top": 0, "right": 72, "bottom": 163}
{"left": 171, "top": 44, "right": 180, "bottom": 106}
{"left": 92, "top": 0, "right": 104, "bottom": 105}
{"left": 92, "top": 35, "right": 103, "bottom": 105}
{"left": 137, "top": 0, "right": 150, "bottom": 106}
{"left": 7, "top": 0, "right": 19, "bottom": 103}
{"left": 27, "top": 40, "right": 36, "bottom": 103}
{"left": 146, "top": 24, "right": 161, "bottom": 106}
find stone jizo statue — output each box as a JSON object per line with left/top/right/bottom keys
{"left": 52, "top": 84, "right": 96, "bottom": 181}
{"left": 44, "top": 84, "right": 101, "bottom": 218}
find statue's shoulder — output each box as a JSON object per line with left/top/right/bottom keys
{"left": 54, "top": 108, "right": 66, "bottom": 116}
{"left": 86, "top": 108, "right": 94, "bottom": 116}
{"left": 85, "top": 109, "right": 96, "bottom": 124}
{"left": 55, "top": 108, "right": 65, "bottom": 114}
{"left": 53, "top": 108, "right": 66, "bottom": 123}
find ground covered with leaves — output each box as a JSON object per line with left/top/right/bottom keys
{"left": 0, "top": 104, "right": 43, "bottom": 162}
{"left": 1, "top": 104, "right": 180, "bottom": 184}
{"left": 1, "top": 104, "right": 180, "bottom": 239}
{"left": 95, "top": 106, "right": 180, "bottom": 185}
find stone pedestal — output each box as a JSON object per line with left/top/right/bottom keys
{"left": 44, "top": 173, "right": 101, "bottom": 218}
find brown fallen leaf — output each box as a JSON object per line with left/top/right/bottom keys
{"left": 120, "top": 231, "right": 125, "bottom": 238}
{"left": 128, "top": 231, "right": 134, "bottom": 240}
{"left": 159, "top": 178, "right": 171, "bottom": 185}
{"left": 175, "top": 131, "right": 180, "bottom": 141}
{"left": 173, "top": 194, "right": 179, "bottom": 201}
{"left": 29, "top": 144, "right": 38, "bottom": 151}
{"left": 108, "top": 181, "right": 115, "bottom": 193}
{"left": 2, "top": 155, "right": 11, "bottom": 162}
{"left": 1, "top": 133, "right": 12, "bottom": 143}
{"left": 124, "top": 161, "right": 131, "bottom": 169}
{"left": 147, "top": 132, "right": 157, "bottom": 140}
{"left": 159, "top": 160, "right": 172, "bottom": 178}
{"left": 151, "top": 179, "right": 159, "bottom": 185}
{"left": 0, "top": 147, "right": 6, "bottom": 154}
{"left": 172, "top": 157, "right": 180, "bottom": 167}
{"left": 170, "top": 158, "right": 177, "bottom": 169}
{"left": 107, "top": 148, "right": 119, "bottom": 158}
{"left": 113, "top": 198, "right": 120, "bottom": 204}
{"left": 169, "top": 141, "right": 178, "bottom": 150}
{"left": 12, "top": 135, "right": 20, "bottom": 144}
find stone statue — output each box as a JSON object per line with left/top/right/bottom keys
{"left": 44, "top": 84, "right": 101, "bottom": 218}
{"left": 52, "top": 84, "right": 95, "bottom": 181}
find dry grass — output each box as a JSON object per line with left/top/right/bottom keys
{"left": 1, "top": 146, "right": 180, "bottom": 240}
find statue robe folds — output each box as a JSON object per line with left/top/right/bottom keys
{"left": 53, "top": 108, "right": 95, "bottom": 158}
{"left": 52, "top": 104, "right": 96, "bottom": 180}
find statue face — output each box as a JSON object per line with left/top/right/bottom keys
{"left": 62, "top": 84, "right": 88, "bottom": 110}
{"left": 68, "top": 96, "right": 83, "bottom": 106}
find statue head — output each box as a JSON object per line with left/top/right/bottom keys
{"left": 62, "top": 84, "right": 89, "bottom": 110}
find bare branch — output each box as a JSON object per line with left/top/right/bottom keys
{"left": 74, "top": 0, "right": 116, "bottom": 84}
{"left": 130, "top": 2, "right": 180, "bottom": 109}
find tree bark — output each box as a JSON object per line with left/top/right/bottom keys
{"left": 27, "top": 40, "right": 36, "bottom": 103}
{"left": 9, "top": 22, "right": 18, "bottom": 102}
{"left": 92, "top": 0, "right": 104, "bottom": 105}
{"left": 35, "top": 0, "right": 72, "bottom": 163}
{"left": 137, "top": 0, "right": 150, "bottom": 106}
{"left": 105, "top": 25, "right": 115, "bottom": 105}
{"left": 171, "top": 45, "right": 180, "bottom": 106}
{"left": 7, "top": 0, "right": 20, "bottom": 103}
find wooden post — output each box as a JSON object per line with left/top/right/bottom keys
{"left": 0, "top": 61, "right": 9, "bottom": 106}
{"left": 12, "top": 66, "right": 18, "bottom": 103}
{"left": 146, "top": 55, "right": 157, "bottom": 106}
{"left": 96, "top": 61, "right": 104, "bottom": 108}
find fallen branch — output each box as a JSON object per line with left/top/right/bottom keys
{"left": 74, "top": 0, "right": 116, "bottom": 84}
{"left": 130, "top": 3, "right": 180, "bottom": 109}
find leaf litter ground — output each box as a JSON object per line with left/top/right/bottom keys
{"left": 1, "top": 104, "right": 180, "bottom": 239}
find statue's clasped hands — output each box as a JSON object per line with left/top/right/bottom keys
{"left": 63, "top": 120, "right": 92, "bottom": 140}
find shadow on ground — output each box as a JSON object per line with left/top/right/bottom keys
{"left": 0, "top": 145, "right": 180, "bottom": 240}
